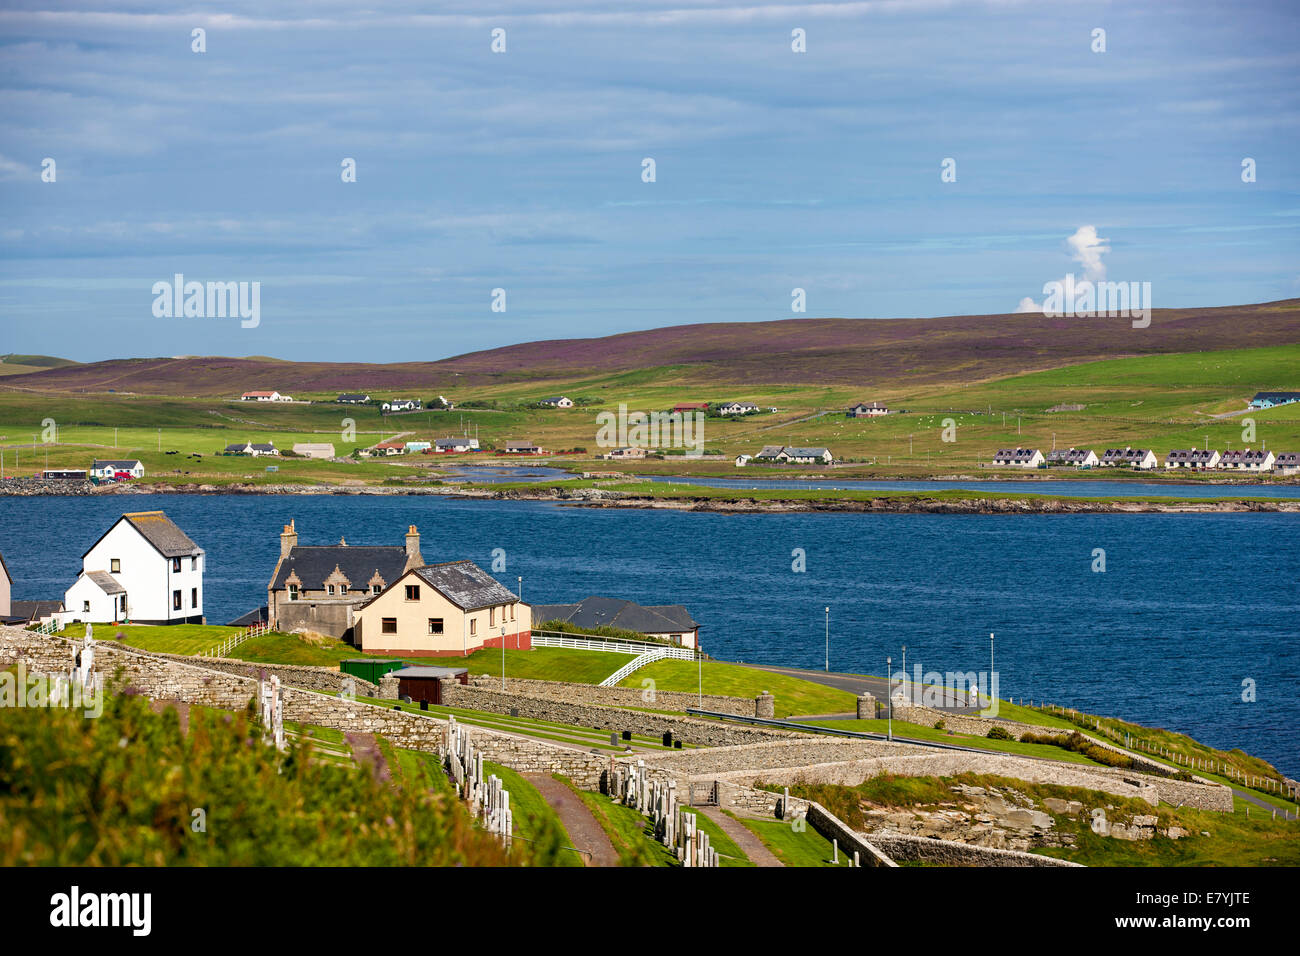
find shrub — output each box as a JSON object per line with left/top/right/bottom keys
{"left": 986, "top": 726, "right": 1013, "bottom": 740}
{"left": 933, "top": 719, "right": 946, "bottom": 731}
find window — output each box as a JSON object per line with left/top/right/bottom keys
{"left": 120, "top": 595, "right": 127, "bottom": 614}
{"left": 288, "top": 584, "right": 299, "bottom": 601}
{"left": 489, "top": 607, "right": 496, "bottom": 626}
{"left": 340, "top": 585, "right": 348, "bottom": 595}
{"left": 173, "top": 590, "right": 182, "bottom": 611}
{"left": 191, "top": 556, "right": 199, "bottom": 571}
{"left": 381, "top": 618, "right": 398, "bottom": 634}
{"left": 372, "top": 584, "right": 381, "bottom": 594}
{"left": 469, "top": 618, "right": 477, "bottom": 636}
{"left": 191, "top": 588, "right": 198, "bottom": 608}
{"left": 110, "top": 559, "right": 120, "bottom": 573}
{"left": 172, "top": 558, "right": 181, "bottom": 573}
{"left": 405, "top": 584, "right": 420, "bottom": 601}
{"left": 428, "top": 618, "right": 444, "bottom": 635}
{"left": 327, "top": 585, "right": 335, "bottom": 595}
{"left": 83, "top": 600, "right": 90, "bottom": 612}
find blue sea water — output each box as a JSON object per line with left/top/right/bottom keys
{"left": 2, "top": 493, "right": 1296, "bottom": 776}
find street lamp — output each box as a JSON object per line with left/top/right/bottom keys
{"left": 824, "top": 606, "right": 830, "bottom": 672}
{"left": 902, "top": 644, "right": 907, "bottom": 704}
{"left": 501, "top": 625, "right": 507, "bottom": 691}
{"left": 987, "top": 631, "right": 995, "bottom": 711}
{"left": 886, "top": 655, "right": 893, "bottom": 741}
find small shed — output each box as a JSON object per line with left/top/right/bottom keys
{"left": 389, "top": 666, "right": 469, "bottom": 706}
{"left": 340, "top": 658, "right": 406, "bottom": 686}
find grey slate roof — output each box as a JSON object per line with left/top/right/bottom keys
{"left": 389, "top": 666, "right": 469, "bottom": 679}
{"left": 120, "top": 511, "right": 202, "bottom": 557}
{"left": 93, "top": 459, "right": 143, "bottom": 469}
{"left": 271, "top": 545, "right": 408, "bottom": 592}
{"left": 533, "top": 596, "right": 698, "bottom": 634}
{"left": 9, "top": 599, "right": 64, "bottom": 621}
{"left": 411, "top": 561, "right": 518, "bottom": 611}
{"left": 226, "top": 605, "right": 269, "bottom": 627}
{"left": 784, "top": 447, "right": 831, "bottom": 459}
{"left": 85, "top": 570, "right": 126, "bottom": 595}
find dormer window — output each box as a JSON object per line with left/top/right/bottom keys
{"left": 327, "top": 585, "right": 335, "bottom": 595}
{"left": 288, "top": 584, "right": 299, "bottom": 600}
{"left": 340, "top": 585, "right": 348, "bottom": 595}
{"left": 372, "top": 584, "right": 381, "bottom": 594}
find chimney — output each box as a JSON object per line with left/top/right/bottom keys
{"left": 405, "top": 524, "right": 423, "bottom": 569}
{"left": 280, "top": 519, "right": 298, "bottom": 560}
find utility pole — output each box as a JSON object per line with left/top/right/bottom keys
{"left": 824, "top": 607, "right": 830, "bottom": 671}
{"left": 886, "top": 656, "right": 893, "bottom": 741}
{"left": 902, "top": 644, "right": 907, "bottom": 703}
{"left": 989, "top": 632, "right": 995, "bottom": 709}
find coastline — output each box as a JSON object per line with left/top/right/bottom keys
{"left": 3, "top": 478, "right": 1297, "bottom": 514}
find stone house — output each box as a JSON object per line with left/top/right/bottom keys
{"left": 267, "top": 520, "right": 424, "bottom": 640}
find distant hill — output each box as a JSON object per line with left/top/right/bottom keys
{"left": 7, "top": 299, "right": 1299, "bottom": 396}
{"left": 0, "top": 354, "right": 80, "bottom": 377}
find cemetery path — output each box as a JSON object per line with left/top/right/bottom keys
{"left": 150, "top": 699, "right": 190, "bottom": 735}
{"left": 525, "top": 774, "right": 620, "bottom": 867}
{"left": 700, "top": 808, "right": 784, "bottom": 867}
{"left": 346, "top": 732, "right": 392, "bottom": 784}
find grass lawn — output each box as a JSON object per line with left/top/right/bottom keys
{"left": 453, "top": 647, "right": 634, "bottom": 684}
{"left": 618, "top": 658, "right": 857, "bottom": 717}
{"left": 729, "top": 812, "right": 853, "bottom": 867}
{"left": 482, "top": 762, "right": 584, "bottom": 867}
{"left": 560, "top": 779, "right": 678, "bottom": 867}
{"left": 690, "top": 812, "right": 754, "bottom": 867}
{"left": 106, "top": 623, "right": 242, "bottom": 655}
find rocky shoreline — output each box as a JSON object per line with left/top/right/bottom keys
{"left": 1, "top": 476, "right": 1296, "bottom": 513}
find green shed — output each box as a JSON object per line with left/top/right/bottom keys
{"left": 340, "top": 658, "right": 405, "bottom": 685}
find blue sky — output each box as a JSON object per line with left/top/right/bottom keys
{"left": 1, "top": 0, "right": 1297, "bottom": 363}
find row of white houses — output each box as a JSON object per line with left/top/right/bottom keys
{"left": 993, "top": 446, "right": 1299, "bottom": 474}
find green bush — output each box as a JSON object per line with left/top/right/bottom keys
{"left": 0, "top": 685, "right": 555, "bottom": 866}
{"left": 986, "top": 726, "right": 1013, "bottom": 740}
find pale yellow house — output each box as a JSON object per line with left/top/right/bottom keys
{"left": 353, "top": 560, "right": 531, "bottom": 657}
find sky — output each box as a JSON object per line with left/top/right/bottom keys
{"left": 0, "top": 0, "right": 1298, "bottom": 363}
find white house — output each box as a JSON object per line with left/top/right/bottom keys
{"left": 223, "top": 441, "right": 254, "bottom": 456}
{"left": 847, "top": 401, "right": 889, "bottom": 418}
{"left": 782, "top": 446, "right": 833, "bottom": 464}
{"left": 539, "top": 396, "right": 574, "bottom": 408}
{"left": 992, "top": 448, "right": 1045, "bottom": 468}
{"left": 91, "top": 459, "right": 145, "bottom": 480}
{"left": 434, "top": 438, "right": 474, "bottom": 453}
{"left": 1099, "top": 448, "right": 1159, "bottom": 470}
{"left": 1219, "top": 449, "right": 1275, "bottom": 472}
{"left": 1044, "top": 448, "right": 1099, "bottom": 468}
{"left": 717, "top": 402, "right": 759, "bottom": 415}
{"left": 1273, "top": 452, "right": 1300, "bottom": 475}
{"left": 734, "top": 454, "right": 752, "bottom": 467}
{"left": 63, "top": 511, "right": 205, "bottom": 625}
{"left": 381, "top": 398, "right": 422, "bottom": 412}
{"left": 241, "top": 390, "right": 291, "bottom": 402}
{"left": 1166, "top": 449, "right": 1220, "bottom": 469}
{"left": 0, "top": 550, "right": 11, "bottom": 620}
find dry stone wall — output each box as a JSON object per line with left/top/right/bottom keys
{"left": 441, "top": 683, "right": 791, "bottom": 747}
{"left": 466, "top": 675, "right": 754, "bottom": 716}
{"left": 870, "top": 833, "right": 1082, "bottom": 868}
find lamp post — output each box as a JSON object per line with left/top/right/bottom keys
{"left": 517, "top": 575, "right": 523, "bottom": 649}
{"left": 501, "top": 625, "right": 507, "bottom": 691}
{"left": 824, "top": 606, "right": 830, "bottom": 672}
{"left": 901, "top": 644, "right": 907, "bottom": 704}
{"left": 886, "top": 655, "right": 893, "bottom": 741}
{"left": 988, "top": 631, "right": 995, "bottom": 710}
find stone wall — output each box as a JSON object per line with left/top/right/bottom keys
{"left": 892, "top": 702, "right": 1176, "bottom": 776}
{"left": 632, "top": 737, "right": 932, "bottom": 780}
{"left": 441, "top": 683, "right": 793, "bottom": 747}
{"left": 703, "top": 750, "right": 1233, "bottom": 812}
{"left": 465, "top": 675, "right": 755, "bottom": 716}
{"left": 870, "top": 833, "right": 1082, "bottom": 868}
{"left": 97, "top": 641, "right": 379, "bottom": 697}
{"left": 0, "top": 625, "right": 605, "bottom": 789}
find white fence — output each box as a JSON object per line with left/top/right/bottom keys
{"left": 599, "top": 649, "right": 673, "bottom": 687}
{"left": 203, "top": 620, "right": 269, "bottom": 658}
{"left": 532, "top": 629, "right": 696, "bottom": 660}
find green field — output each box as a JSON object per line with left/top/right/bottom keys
{"left": 621, "top": 658, "right": 877, "bottom": 717}
{"left": 3, "top": 343, "right": 1297, "bottom": 485}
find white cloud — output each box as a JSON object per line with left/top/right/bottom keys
{"left": 1015, "top": 224, "right": 1111, "bottom": 311}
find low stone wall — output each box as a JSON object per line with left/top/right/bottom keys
{"left": 97, "top": 641, "right": 379, "bottom": 697}
{"left": 706, "top": 750, "right": 1232, "bottom": 812}
{"left": 806, "top": 801, "right": 897, "bottom": 868}
{"left": 632, "top": 737, "right": 931, "bottom": 780}
{"left": 870, "top": 833, "right": 1082, "bottom": 868}
{"left": 441, "top": 683, "right": 793, "bottom": 748}
{"left": 466, "top": 675, "right": 756, "bottom": 717}
{"left": 893, "top": 702, "right": 1177, "bottom": 776}
{"left": 0, "top": 626, "right": 605, "bottom": 789}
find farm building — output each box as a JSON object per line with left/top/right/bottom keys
{"left": 538, "top": 396, "right": 573, "bottom": 408}
{"left": 672, "top": 402, "right": 710, "bottom": 414}
{"left": 352, "top": 560, "right": 530, "bottom": 657}
{"left": 717, "top": 402, "right": 759, "bottom": 415}
{"left": 504, "top": 440, "right": 544, "bottom": 454}
{"left": 336, "top": 393, "right": 371, "bottom": 404}
{"left": 381, "top": 399, "right": 421, "bottom": 412}
{"left": 1274, "top": 452, "right": 1300, "bottom": 475}
{"left": 292, "top": 442, "right": 335, "bottom": 459}
{"left": 241, "top": 390, "right": 291, "bottom": 402}
{"left": 434, "top": 438, "right": 474, "bottom": 453}
{"left": 42, "top": 469, "right": 88, "bottom": 480}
